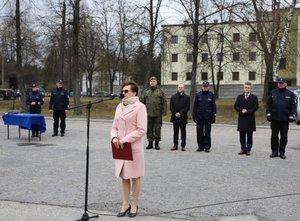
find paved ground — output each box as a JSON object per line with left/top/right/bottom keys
{"left": 0, "top": 117, "right": 300, "bottom": 221}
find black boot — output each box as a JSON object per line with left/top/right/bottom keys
{"left": 155, "top": 141, "right": 160, "bottom": 150}
{"left": 146, "top": 141, "right": 153, "bottom": 149}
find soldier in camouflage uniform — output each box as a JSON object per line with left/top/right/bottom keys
{"left": 140, "top": 76, "right": 167, "bottom": 150}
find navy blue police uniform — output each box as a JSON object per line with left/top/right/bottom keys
{"left": 26, "top": 85, "right": 44, "bottom": 136}
{"left": 49, "top": 81, "right": 69, "bottom": 136}
{"left": 193, "top": 83, "right": 216, "bottom": 152}
{"left": 266, "top": 79, "right": 296, "bottom": 158}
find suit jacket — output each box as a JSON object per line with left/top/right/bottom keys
{"left": 111, "top": 99, "right": 147, "bottom": 179}
{"left": 234, "top": 93, "right": 259, "bottom": 132}
{"left": 170, "top": 92, "right": 190, "bottom": 124}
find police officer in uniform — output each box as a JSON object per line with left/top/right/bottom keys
{"left": 266, "top": 77, "right": 296, "bottom": 159}
{"left": 140, "top": 76, "right": 167, "bottom": 150}
{"left": 49, "top": 80, "right": 69, "bottom": 137}
{"left": 26, "top": 84, "right": 44, "bottom": 137}
{"left": 193, "top": 81, "right": 216, "bottom": 152}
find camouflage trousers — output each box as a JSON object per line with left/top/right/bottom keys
{"left": 147, "top": 116, "right": 162, "bottom": 141}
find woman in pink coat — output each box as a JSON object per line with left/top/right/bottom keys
{"left": 111, "top": 81, "right": 147, "bottom": 218}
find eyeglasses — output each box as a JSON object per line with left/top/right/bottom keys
{"left": 121, "top": 89, "right": 130, "bottom": 94}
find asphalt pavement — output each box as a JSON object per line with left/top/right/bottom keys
{"left": 0, "top": 118, "right": 300, "bottom": 221}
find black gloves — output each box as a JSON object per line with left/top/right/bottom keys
{"left": 212, "top": 116, "right": 216, "bottom": 124}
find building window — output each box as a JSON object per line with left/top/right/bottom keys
{"left": 279, "top": 58, "right": 286, "bottom": 69}
{"left": 171, "top": 72, "right": 178, "bottom": 81}
{"left": 186, "top": 72, "right": 192, "bottom": 80}
{"left": 218, "top": 33, "right": 224, "bottom": 42}
{"left": 201, "top": 34, "right": 208, "bottom": 43}
{"left": 249, "top": 71, "right": 256, "bottom": 80}
{"left": 233, "top": 52, "right": 240, "bottom": 61}
{"left": 171, "top": 35, "right": 178, "bottom": 44}
{"left": 187, "top": 35, "right": 193, "bottom": 44}
{"left": 172, "top": 54, "right": 178, "bottom": 62}
{"left": 186, "top": 53, "right": 193, "bottom": 62}
{"left": 201, "top": 72, "right": 208, "bottom": 80}
{"left": 217, "top": 72, "right": 223, "bottom": 81}
{"left": 249, "top": 32, "right": 256, "bottom": 42}
{"left": 232, "top": 72, "right": 239, "bottom": 81}
{"left": 217, "top": 53, "right": 223, "bottom": 61}
{"left": 249, "top": 52, "right": 256, "bottom": 61}
{"left": 202, "top": 53, "right": 208, "bottom": 62}
{"left": 233, "top": 33, "right": 240, "bottom": 42}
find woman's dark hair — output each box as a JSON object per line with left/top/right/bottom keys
{"left": 121, "top": 81, "right": 139, "bottom": 95}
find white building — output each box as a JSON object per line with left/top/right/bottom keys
{"left": 161, "top": 17, "right": 300, "bottom": 89}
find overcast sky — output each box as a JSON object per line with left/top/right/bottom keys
{"left": 0, "top": 0, "right": 186, "bottom": 25}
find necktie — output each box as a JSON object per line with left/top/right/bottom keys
{"left": 245, "top": 93, "right": 249, "bottom": 99}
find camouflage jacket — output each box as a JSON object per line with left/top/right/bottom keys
{"left": 140, "top": 86, "right": 167, "bottom": 117}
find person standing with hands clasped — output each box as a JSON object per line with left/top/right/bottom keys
{"left": 266, "top": 77, "right": 296, "bottom": 159}
{"left": 193, "top": 81, "right": 216, "bottom": 153}
{"left": 234, "top": 82, "right": 259, "bottom": 156}
{"left": 140, "top": 76, "right": 167, "bottom": 150}
{"left": 49, "top": 80, "right": 69, "bottom": 137}
{"left": 111, "top": 81, "right": 147, "bottom": 218}
{"left": 26, "top": 84, "right": 44, "bottom": 137}
{"left": 170, "top": 83, "right": 190, "bottom": 151}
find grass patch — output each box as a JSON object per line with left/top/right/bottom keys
{"left": 0, "top": 97, "right": 268, "bottom": 125}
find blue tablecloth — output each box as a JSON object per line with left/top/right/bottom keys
{"left": 2, "top": 113, "right": 46, "bottom": 132}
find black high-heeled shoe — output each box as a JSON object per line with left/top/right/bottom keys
{"left": 117, "top": 205, "right": 131, "bottom": 217}
{"left": 128, "top": 205, "right": 138, "bottom": 218}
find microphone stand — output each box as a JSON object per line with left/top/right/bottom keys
{"left": 71, "top": 97, "right": 114, "bottom": 221}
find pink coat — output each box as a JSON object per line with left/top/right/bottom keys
{"left": 111, "top": 100, "right": 147, "bottom": 179}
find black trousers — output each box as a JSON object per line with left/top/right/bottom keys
{"left": 239, "top": 131, "right": 253, "bottom": 151}
{"left": 196, "top": 119, "right": 212, "bottom": 149}
{"left": 173, "top": 123, "right": 187, "bottom": 147}
{"left": 270, "top": 120, "right": 289, "bottom": 154}
{"left": 53, "top": 110, "right": 66, "bottom": 134}
{"left": 30, "top": 110, "right": 41, "bottom": 134}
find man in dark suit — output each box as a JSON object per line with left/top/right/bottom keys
{"left": 234, "top": 81, "right": 259, "bottom": 156}
{"left": 170, "top": 84, "right": 190, "bottom": 151}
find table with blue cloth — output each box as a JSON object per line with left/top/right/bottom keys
{"left": 2, "top": 113, "right": 46, "bottom": 142}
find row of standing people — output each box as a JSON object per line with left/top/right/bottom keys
{"left": 140, "top": 76, "right": 296, "bottom": 159}
{"left": 28, "top": 77, "right": 296, "bottom": 219}
{"left": 109, "top": 77, "right": 296, "bottom": 218}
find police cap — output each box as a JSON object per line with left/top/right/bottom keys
{"left": 277, "top": 77, "right": 287, "bottom": 83}
{"left": 202, "top": 81, "right": 209, "bottom": 87}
